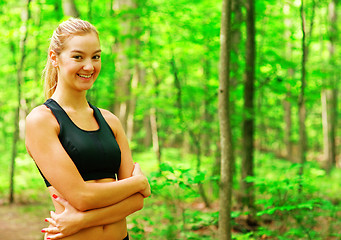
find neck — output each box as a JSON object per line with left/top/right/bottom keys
{"left": 51, "top": 84, "right": 89, "bottom": 111}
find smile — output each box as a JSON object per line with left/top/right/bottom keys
{"left": 77, "top": 73, "right": 93, "bottom": 78}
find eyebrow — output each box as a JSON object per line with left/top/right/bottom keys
{"left": 71, "top": 49, "right": 102, "bottom": 54}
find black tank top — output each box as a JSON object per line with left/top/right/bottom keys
{"left": 38, "top": 98, "right": 121, "bottom": 187}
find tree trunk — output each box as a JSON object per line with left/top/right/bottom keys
{"left": 321, "top": 90, "right": 334, "bottom": 170}
{"left": 241, "top": 0, "right": 255, "bottom": 212}
{"left": 188, "top": 129, "right": 211, "bottom": 208}
{"left": 54, "top": 0, "right": 63, "bottom": 21}
{"left": 283, "top": 87, "right": 293, "bottom": 160}
{"left": 218, "top": 0, "right": 233, "bottom": 238}
{"left": 169, "top": 50, "right": 185, "bottom": 148}
{"left": 213, "top": 0, "right": 242, "bottom": 199}
{"left": 126, "top": 5, "right": 143, "bottom": 142}
{"left": 230, "top": 0, "right": 243, "bottom": 153}
{"left": 298, "top": 0, "right": 307, "bottom": 177}
{"left": 9, "top": 0, "right": 31, "bottom": 204}
{"left": 203, "top": 49, "right": 212, "bottom": 156}
{"left": 150, "top": 107, "right": 161, "bottom": 171}
{"left": 329, "top": 88, "right": 337, "bottom": 170}
{"left": 298, "top": 0, "right": 315, "bottom": 182}
{"left": 33, "top": 0, "right": 41, "bottom": 83}
{"left": 62, "top": 0, "right": 80, "bottom": 17}
{"left": 142, "top": 75, "right": 152, "bottom": 147}
{"left": 113, "top": 0, "right": 135, "bottom": 131}
{"left": 149, "top": 44, "right": 162, "bottom": 170}
{"left": 170, "top": 52, "right": 183, "bottom": 121}
{"left": 283, "top": 3, "right": 293, "bottom": 160}
{"left": 126, "top": 64, "right": 140, "bottom": 142}
{"left": 87, "top": 0, "right": 92, "bottom": 21}
{"left": 322, "top": 0, "right": 338, "bottom": 173}
{"left": 143, "top": 115, "right": 152, "bottom": 147}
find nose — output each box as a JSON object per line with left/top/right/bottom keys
{"left": 83, "top": 60, "right": 94, "bottom": 71}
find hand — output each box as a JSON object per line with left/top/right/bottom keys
{"left": 132, "top": 163, "right": 151, "bottom": 198}
{"left": 42, "top": 195, "right": 85, "bottom": 239}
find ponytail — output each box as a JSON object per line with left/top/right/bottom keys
{"left": 43, "top": 52, "right": 58, "bottom": 100}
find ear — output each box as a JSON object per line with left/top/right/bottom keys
{"left": 49, "top": 50, "right": 58, "bottom": 68}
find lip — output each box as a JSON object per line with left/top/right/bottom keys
{"left": 77, "top": 73, "right": 93, "bottom": 79}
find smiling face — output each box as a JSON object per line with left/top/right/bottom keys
{"left": 52, "top": 32, "right": 101, "bottom": 93}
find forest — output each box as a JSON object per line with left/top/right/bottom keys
{"left": 0, "top": 0, "right": 341, "bottom": 239}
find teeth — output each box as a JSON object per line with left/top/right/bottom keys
{"left": 78, "top": 74, "right": 92, "bottom": 78}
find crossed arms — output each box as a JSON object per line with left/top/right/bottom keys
{"left": 25, "top": 106, "right": 151, "bottom": 239}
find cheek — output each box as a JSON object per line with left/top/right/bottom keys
{"left": 95, "top": 62, "right": 101, "bottom": 73}
{"left": 60, "top": 61, "right": 77, "bottom": 72}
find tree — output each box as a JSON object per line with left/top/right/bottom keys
{"left": 62, "top": 0, "right": 80, "bottom": 18}
{"left": 147, "top": 29, "right": 162, "bottom": 170}
{"left": 230, "top": 0, "right": 243, "bottom": 169}
{"left": 298, "top": 0, "right": 308, "bottom": 179}
{"left": 241, "top": 0, "right": 256, "bottom": 213}
{"left": 283, "top": 2, "right": 294, "bottom": 161}
{"left": 298, "top": 0, "right": 315, "bottom": 184}
{"left": 9, "top": 0, "right": 31, "bottom": 204}
{"left": 322, "top": 0, "right": 338, "bottom": 173}
{"left": 112, "top": 0, "right": 138, "bottom": 136}
{"left": 126, "top": 0, "right": 146, "bottom": 142}
{"left": 218, "top": 0, "right": 233, "bottom": 238}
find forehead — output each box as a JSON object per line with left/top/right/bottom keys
{"left": 63, "top": 32, "right": 100, "bottom": 53}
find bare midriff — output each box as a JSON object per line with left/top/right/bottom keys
{"left": 46, "top": 178, "right": 127, "bottom": 240}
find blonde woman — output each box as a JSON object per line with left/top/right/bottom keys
{"left": 25, "top": 18, "right": 150, "bottom": 240}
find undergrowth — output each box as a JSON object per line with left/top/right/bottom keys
{"left": 0, "top": 149, "right": 341, "bottom": 239}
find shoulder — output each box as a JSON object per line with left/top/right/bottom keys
{"left": 98, "top": 108, "right": 123, "bottom": 135}
{"left": 26, "top": 104, "right": 58, "bottom": 130}
{"left": 98, "top": 108, "right": 120, "bottom": 122}
{"left": 25, "top": 104, "right": 60, "bottom": 154}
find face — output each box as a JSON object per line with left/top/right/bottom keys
{"left": 51, "top": 32, "right": 101, "bottom": 93}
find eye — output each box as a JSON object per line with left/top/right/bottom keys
{"left": 93, "top": 55, "right": 101, "bottom": 60}
{"left": 72, "top": 55, "right": 82, "bottom": 60}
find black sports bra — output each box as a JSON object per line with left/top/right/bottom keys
{"left": 38, "top": 98, "right": 121, "bottom": 187}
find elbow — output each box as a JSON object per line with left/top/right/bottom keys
{"left": 136, "top": 193, "right": 144, "bottom": 211}
{"left": 129, "top": 193, "right": 144, "bottom": 214}
{"left": 68, "top": 192, "right": 93, "bottom": 212}
{"left": 75, "top": 199, "right": 90, "bottom": 212}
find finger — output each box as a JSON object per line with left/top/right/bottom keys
{"left": 52, "top": 195, "right": 70, "bottom": 208}
{"left": 45, "top": 217, "right": 57, "bottom": 227}
{"left": 46, "top": 233, "right": 64, "bottom": 240}
{"left": 42, "top": 226, "right": 60, "bottom": 234}
{"left": 132, "top": 163, "right": 139, "bottom": 176}
{"left": 50, "top": 211, "right": 57, "bottom": 220}
{"left": 134, "top": 163, "right": 142, "bottom": 174}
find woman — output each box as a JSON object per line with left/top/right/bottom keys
{"left": 25, "top": 18, "right": 151, "bottom": 240}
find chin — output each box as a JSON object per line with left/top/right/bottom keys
{"left": 76, "top": 83, "right": 95, "bottom": 92}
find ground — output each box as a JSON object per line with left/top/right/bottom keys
{"left": 0, "top": 204, "right": 48, "bottom": 240}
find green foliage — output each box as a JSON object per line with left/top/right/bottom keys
{"left": 232, "top": 232, "right": 255, "bottom": 240}
{"left": 0, "top": 0, "right": 341, "bottom": 239}
{"left": 129, "top": 160, "right": 217, "bottom": 239}
{"left": 242, "top": 154, "right": 341, "bottom": 239}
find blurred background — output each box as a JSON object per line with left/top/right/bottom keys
{"left": 0, "top": 0, "right": 340, "bottom": 239}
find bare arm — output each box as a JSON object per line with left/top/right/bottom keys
{"left": 42, "top": 164, "right": 147, "bottom": 239}
{"left": 81, "top": 194, "right": 144, "bottom": 227}
{"left": 43, "top": 188, "right": 144, "bottom": 239}
{"left": 76, "top": 163, "right": 147, "bottom": 229}
{"left": 25, "top": 106, "right": 150, "bottom": 211}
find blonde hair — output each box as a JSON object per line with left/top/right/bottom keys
{"left": 43, "top": 18, "right": 99, "bottom": 99}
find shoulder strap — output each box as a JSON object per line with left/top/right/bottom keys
{"left": 44, "top": 98, "right": 71, "bottom": 126}
{"left": 89, "top": 103, "right": 105, "bottom": 125}
{"left": 88, "top": 103, "right": 113, "bottom": 132}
